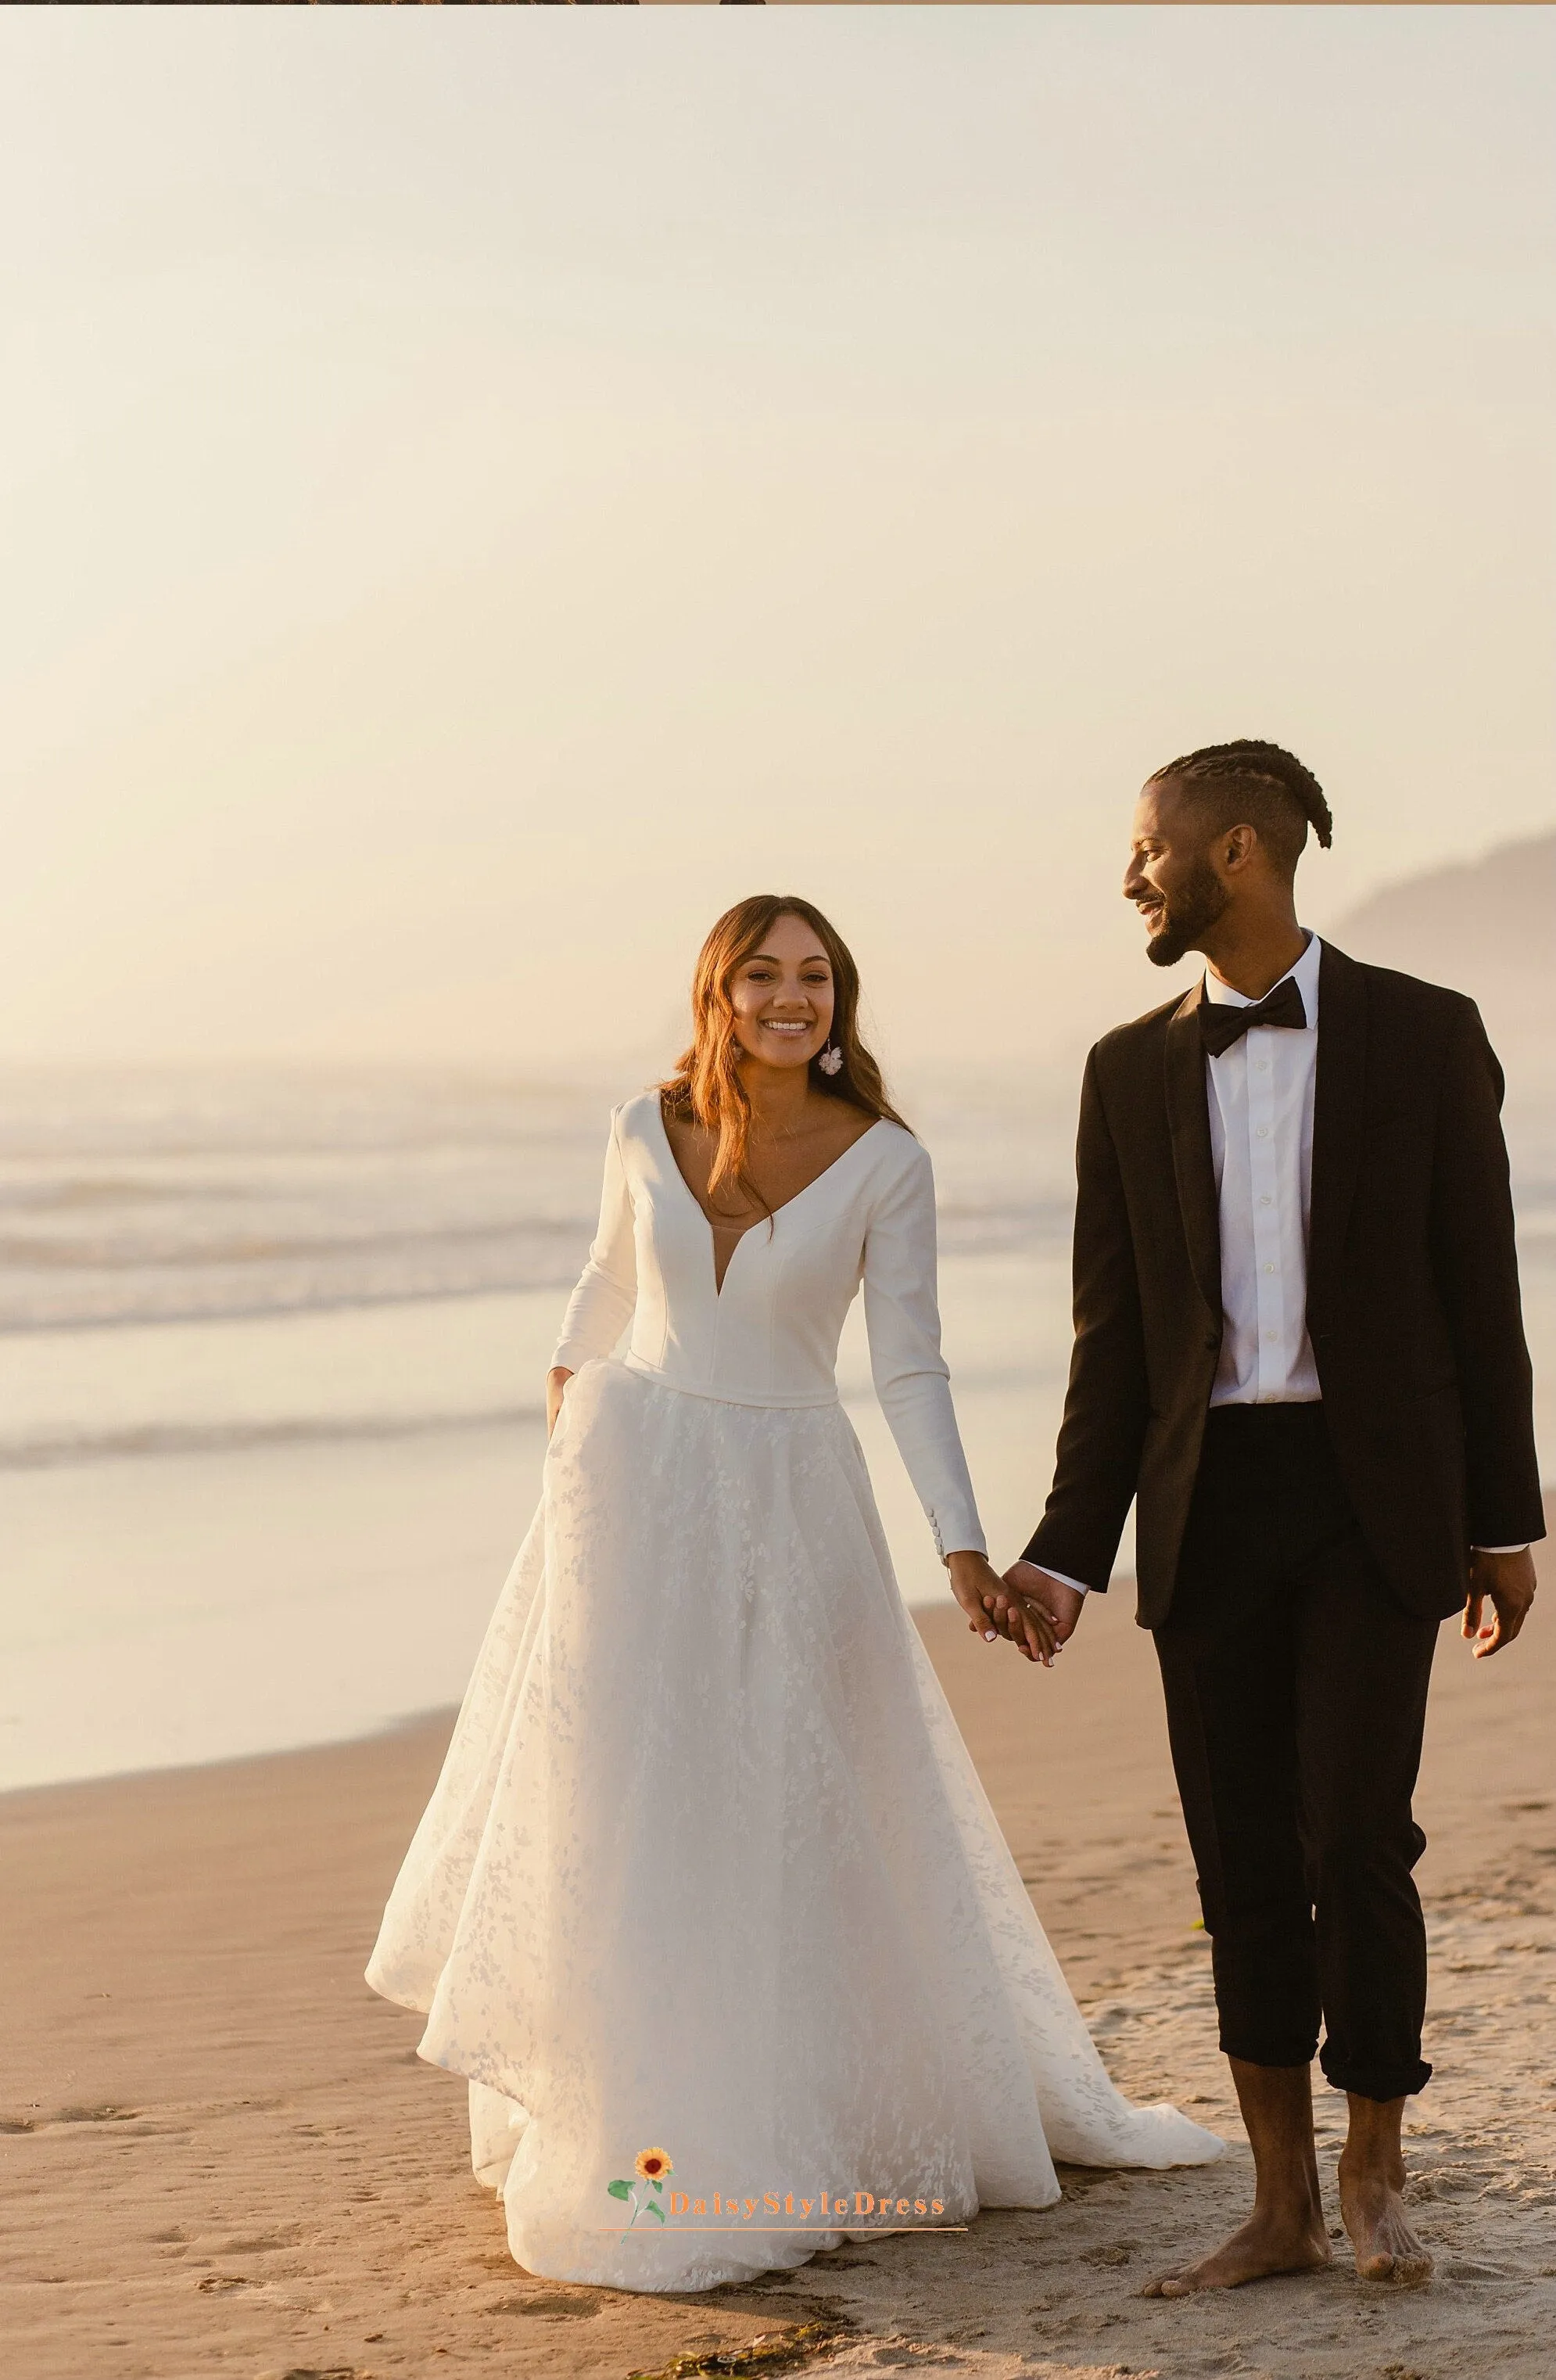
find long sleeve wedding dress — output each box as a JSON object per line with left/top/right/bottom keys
{"left": 365, "top": 1092, "right": 1221, "bottom": 2292}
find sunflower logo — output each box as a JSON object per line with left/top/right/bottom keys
{"left": 606, "top": 2147, "right": 674, "bottom": 2231}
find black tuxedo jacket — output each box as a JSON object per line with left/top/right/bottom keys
{"left": 1024, "top": 941, "right": 1545, "bottom": 1628}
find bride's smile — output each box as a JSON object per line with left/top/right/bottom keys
{"left": 729, "top": 917, "right": 835, "bottom": 1071}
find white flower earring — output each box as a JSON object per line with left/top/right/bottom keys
{"left": 817, "top": 1042, "right": 844, "bottom": 1077}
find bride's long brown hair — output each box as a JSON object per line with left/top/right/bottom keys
{"left": 661, "top": 895, "right": 910, "bottom": 1215}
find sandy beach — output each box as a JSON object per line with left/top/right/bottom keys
{"left": 5, "top": 1502, "right": 1552, "bottom": 2380}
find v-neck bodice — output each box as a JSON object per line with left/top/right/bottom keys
{"left": 550, "top": 1090, "right": 985, "bottom": 1557}
{"left": 655, "top": 1100, "right": 887, "bottom": 1298}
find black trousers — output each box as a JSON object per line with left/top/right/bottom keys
{"left": 1154, "top": 1404, "right": 1439, "bottom": 2102}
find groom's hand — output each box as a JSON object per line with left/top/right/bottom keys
{"left": 988, "top": 1561, "right": 1088, "bottom": 1653}
{"left": 1462, "top": 1545, "right": 1537, "bottom": 1658}
{"left": 947, "top": 1551, "right": 1056, "bottom": 1666}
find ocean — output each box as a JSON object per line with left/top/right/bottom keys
{"left": 3, "top": 1064, "right": 1553, "bottom": 1793}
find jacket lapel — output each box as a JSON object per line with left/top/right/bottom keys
{"left": 1163, "top": 978, "right": 1222, "bottom": 1320}
{"left": 1307, "top": 939, "right": 1368, "bottom": 1330}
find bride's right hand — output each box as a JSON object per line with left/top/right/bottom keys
{"left": 546, "top": 1366, "right": 573, "bottom": 1438}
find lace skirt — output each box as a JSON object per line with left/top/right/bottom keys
{"left": 365, "top": 1355, "right": 1221, "bottom": 2292}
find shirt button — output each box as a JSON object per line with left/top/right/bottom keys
{"left": 1259, "top": 1194, "right": 1273, "bottom": 1206}
{"left": 1264, "top": 1328, "right": 1280, "bottom": 1342}
{"left": 1263, "top": 1262, "right": 1277, "bottom": 1274}
{"left": 1256, "top": 1060, "right": 1270, "bottom": 1072}
{"left": 1256, "top": 1125, "right": 1271, "bottom": 1139}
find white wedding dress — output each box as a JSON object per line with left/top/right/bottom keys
{"left": 366, "top": 1093, "right": 1221, "bottom": 2292}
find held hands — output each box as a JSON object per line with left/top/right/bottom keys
{"left": 988, "top": 1560, "right": 1088, "bottom": 1663}
{"left": 1462, "top": 1545, "right": 1537, "bottom": 1658}
{"left": 945, "top": 1551, "right": 1060, "bottom": 1667}
{"left": 946, "top": 1552, "right": 1057, "bottom": 1666}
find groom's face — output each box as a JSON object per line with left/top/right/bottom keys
{"left": 1124, "top": 779, "right": 1232, "bottom": 968}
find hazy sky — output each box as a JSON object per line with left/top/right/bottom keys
{"left": 3, "top": 9, "right": 1552, "bottom": 1076}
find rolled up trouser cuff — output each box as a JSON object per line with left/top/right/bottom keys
{"left": 1218, "top": 2025, "right": 1321, "bottom": 2070}
{"left": 1319, "top": 2047, "right": 1432, "bottom": 2102}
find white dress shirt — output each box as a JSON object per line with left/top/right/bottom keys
{"left": 1035, "top": 931, "right": 1523, "bottom": 1595}
{"left": 1203, "top": 928, "right": 1324, "bottom": 1406}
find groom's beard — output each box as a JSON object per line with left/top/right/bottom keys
{"left": 1143, "top": 860, "right": 1232, "bottom": 967}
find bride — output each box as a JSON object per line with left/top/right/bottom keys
{"left": 366, "top": 894, "right": 1221, "bottom": 2292}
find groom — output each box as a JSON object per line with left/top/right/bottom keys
{"left": 995, "top": 740, "right": 1543, "bottom": 2292}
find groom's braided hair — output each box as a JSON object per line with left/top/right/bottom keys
{"left": 1148, "top": 740, "right": 1332, "bottom": 876}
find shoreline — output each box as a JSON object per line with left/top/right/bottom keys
{"left": 3, "top": 1509, "right": 1552, "bottom": 2379}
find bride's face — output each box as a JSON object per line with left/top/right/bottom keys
{"left": 728, "top": 913, "right": 835, "bottom": 1072}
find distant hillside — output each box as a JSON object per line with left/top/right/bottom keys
{"left": 1332, "top": 830, "right": 1556, "bottom": 979}
{"left": 1328, "top": 828, "right": 1556, "bottom": 1107}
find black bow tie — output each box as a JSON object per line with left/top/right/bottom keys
{"left": 1199, "top": 975, "right": 1308, "bottom": 1057}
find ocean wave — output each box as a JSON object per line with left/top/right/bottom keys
{"left": 0, "top": 1405, "right": 548, "bottom": 1469}
{"left": 0, "top": 1215, "right": 592, "bottom": 1273}
{"left": 0, "top": 1204, "right": 1073, "bottom": 1333}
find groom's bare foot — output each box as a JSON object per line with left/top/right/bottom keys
{"left": 1338, "top": 2092, "right": 1432, "bottom": 2285}
{"left": 1339, "top": 2160, "right": 1433, "bottom": 2285}
{"left": 1145, "top": 2059, "right": 1332, "bottom": 2297}
{"left": 1142, "top": 2206, "right": 1332, "bottom": 2296}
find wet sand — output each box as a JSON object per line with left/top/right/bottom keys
{"left": 3, "top": 1503, "right": 1552, "bottom": 2380}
